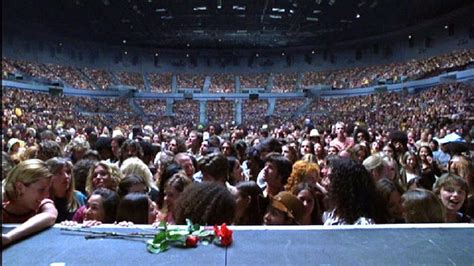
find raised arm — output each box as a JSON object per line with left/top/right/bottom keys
{"left": 2, "top": 200, "right": 58, "bottom": 247}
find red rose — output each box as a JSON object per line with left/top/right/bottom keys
{"left": 185, "top": 235, "right": 199, "bottom": 248}
{"left": 214, "top": 223, "right": 233, "bottom": 247}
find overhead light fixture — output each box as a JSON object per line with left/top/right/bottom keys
{"left": 155, "top": 53, "right": 159, "bottom": 56}
{"left": 408, "top": 35, "right": 412, "bottom": 39}
{"left": 306, "top": 17, "right": 319, "bottom": 21}
{"left": 328, "top": 0, "right": 336, "bottom": 6}
{"left": 193, "top": 6, "right": 207, "bottom": 11}
{"left": 155, "top": 8, "right": 166, "bottom": 12}
{"left": 122, "top": 39, "right": 127, "bottom": 44}
{"left": 311, "top": 50, "right": 315, "bottom": 54}
{"left": 313, "top": 10, "right": 322, "bottom": 14}
{"left": 272, "top": 8, "right": 285, "bottom": 13}
{"left": 124, "top": 51, "right": 128, "bottom": 55}
{"left": 269, "top": 15, "right": 282, "bottom": 19}
{"left": 232, "top": 5, "right": 246, "bottom": 11}
{"left": 356, "top": 13, "right": 360, "bottom": 18}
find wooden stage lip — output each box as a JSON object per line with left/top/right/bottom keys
{"left": 3, "top": 224, "right": 474, "bottom": 265}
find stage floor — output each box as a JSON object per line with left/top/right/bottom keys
{"left": 3, "top": 224, "right": 474, "bottom": 265}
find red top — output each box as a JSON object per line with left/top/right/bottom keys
{"left": 2, "top": 198, "right": 54, "bottom": 223}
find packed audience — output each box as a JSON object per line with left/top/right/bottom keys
{"left": 207, "top": 100, "right": 235, "bottom": 125}
{"left": 2, "top": 65, "right": 473, "bottom": 249}
{"left": 135, "top": 99, "right": 167, "bottom": 116}
{"left": 46, "top": 64, "right": 94, "bottom": 90}
{"left": 177, "top": 73, "right": 205, "bottom": 89}
{"left": 82, "top": 67, "right": 114, "bottom": 90}
{"left": 116, "top": 71, "right": 145, "bottom": 91}
{"left": 210, "top": 74, "right": 235, "bottom": 93}
{"left": 3, "top": 49, "right": 472, "bottom": 92}
{"left": 272, "top": 72, "right": 299, "bottom": 93}
{"left": 147, "top": 73, "right": 172, "bottom": 93}
{"left": 240, "top": 73, "right": 269, "bottom": 88}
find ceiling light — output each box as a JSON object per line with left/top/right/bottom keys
{"left": 193, "top": 6, "right": 207, "bottom": 11}
{"left": 122, "top": 39, "right": 127, "bottom": 44}
{"left": 356, "top": 14, "right": 360, "bottom": 18}
{"left": 124, "top": 51, "right": 128, "bottom": 55}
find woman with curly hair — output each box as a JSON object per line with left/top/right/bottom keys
{"left": 85, "top": 161, "right": 123, "bottom": 196}
{"left": 174, "top": 182, "right": 236, "bottom": 225}
{"left": 323, "top": 157, "right": 377, "bottom": 225}
{"left": 284, "top": 160, "right": 320, "bottom": 193}
{"left": 72, "top": 161, "right": 123, "bottom": 222}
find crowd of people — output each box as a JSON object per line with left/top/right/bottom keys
{"left": 177, "top": 73, "right": 205, "bottom": 89}
{"left": 147, "top": 73, "right": 172, "bottom": 93}
{"left": 82, "top": 67, "right": 113, "bottom": 90}
{"left": 3, "top": 49, "right": 473, "bottom": 93}
{"left": 240, "top": 73, "right": 269, "bottom": 88}
{"left": 116, "top": 71, "right": 145, "bottom": 91}
{"left": 210, "top": 74, "right": 235, "bottom": 93}
{"left": 207, "top": 100, "right": 235, "bottom": 125}
{"left": 272, "top": 73, "right": 299, "bottom": 93}
{"left": 2, "top": 52, "right": 474, "bottom": 249}
{"left": 45, "top": 63, "right": 94, "bottom": 90}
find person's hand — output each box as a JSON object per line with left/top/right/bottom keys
{"left": 60, "top": 220, "right": 79, "bottom": 227}
{"left": 2, "top": 234, "right": 12, "bottom": 247}
{"left": 426, "top": 156, "right": 433, "bottom": 165}
{"left": 82, "top": 220, "right": 102, "bottom": 227}
{"left": 114, "top": 221, "right": 134, "bottom": 227}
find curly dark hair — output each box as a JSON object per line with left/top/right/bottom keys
{"left": 328, "top": 158, "right": 377, "bottom": 224}
{"left": 174, "top": 182, "right": 235, "bottom": 225}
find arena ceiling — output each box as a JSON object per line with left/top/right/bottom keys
{"left": 3, "top": 0, "right": 473, "bottom": 50}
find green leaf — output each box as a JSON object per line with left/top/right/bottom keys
{"left": 159, "top": 241, "right": 170, "bottom": 252}
{"left": 153, "top": 231, "right": 167, "bottom": 244}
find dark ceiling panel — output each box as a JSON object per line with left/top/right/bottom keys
{"left": 3, "top": 0, "right": 473, "bottom": 49}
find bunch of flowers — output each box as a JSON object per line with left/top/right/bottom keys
{"left": 147, "top": 219, "right": 233, "bottom": 254}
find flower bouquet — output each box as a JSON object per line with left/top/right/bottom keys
{"left": 147, "top": 219, "right": 233, "bottom": 254}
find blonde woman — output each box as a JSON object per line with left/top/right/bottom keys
{"left": 120, "top": 157, "right": 159, "bottom": 203}
{"left": 2, "top": 159, "right": 58, "bottom": 247}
